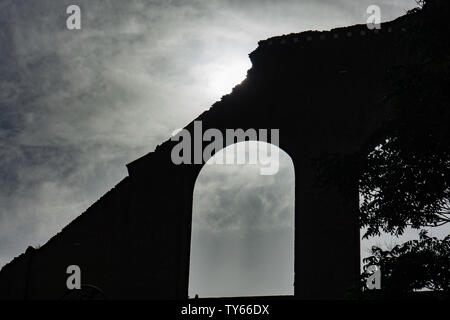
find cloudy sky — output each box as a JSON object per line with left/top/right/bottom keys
{"left": 2, "top": 0, "right": 447, "bottom": 297}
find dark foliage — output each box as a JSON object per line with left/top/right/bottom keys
{"left": 358, "top": 0, "right": 450, "bottom": 293}
{"left": 359, "top": 0, "right": 450, "bottom": 238}
{"left": 362, "top": 230, "right": 450, "bottom": 292}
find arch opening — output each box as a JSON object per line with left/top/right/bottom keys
{"left": 189, "top": 141, "right": 295, "bottom": 298}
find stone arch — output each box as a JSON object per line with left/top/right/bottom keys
{"left": 4, "top": 3, "right": 434, "bottom": 298}
{"left": 125, "top": 88, "right": 363, "bottom": 299}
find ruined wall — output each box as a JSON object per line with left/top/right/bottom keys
{"left": 0, "top": 10, "right": 425, "bottom": 299}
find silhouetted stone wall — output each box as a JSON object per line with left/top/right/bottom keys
{"left": 0, "top": 6, "right": 437, "bottom": 300}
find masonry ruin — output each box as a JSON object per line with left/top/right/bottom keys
{"left": 0, "top": 3, "right": 444, "bottom": 299}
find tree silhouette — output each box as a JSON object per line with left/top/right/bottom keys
{"left": 362, "top": 231, "right": 449, "bottom": 293}
{"left": 360, "top": 0, "right": 450, "bottom": 238}
{"left": 360, "top": 0, "right": 450, "bottom": 294}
